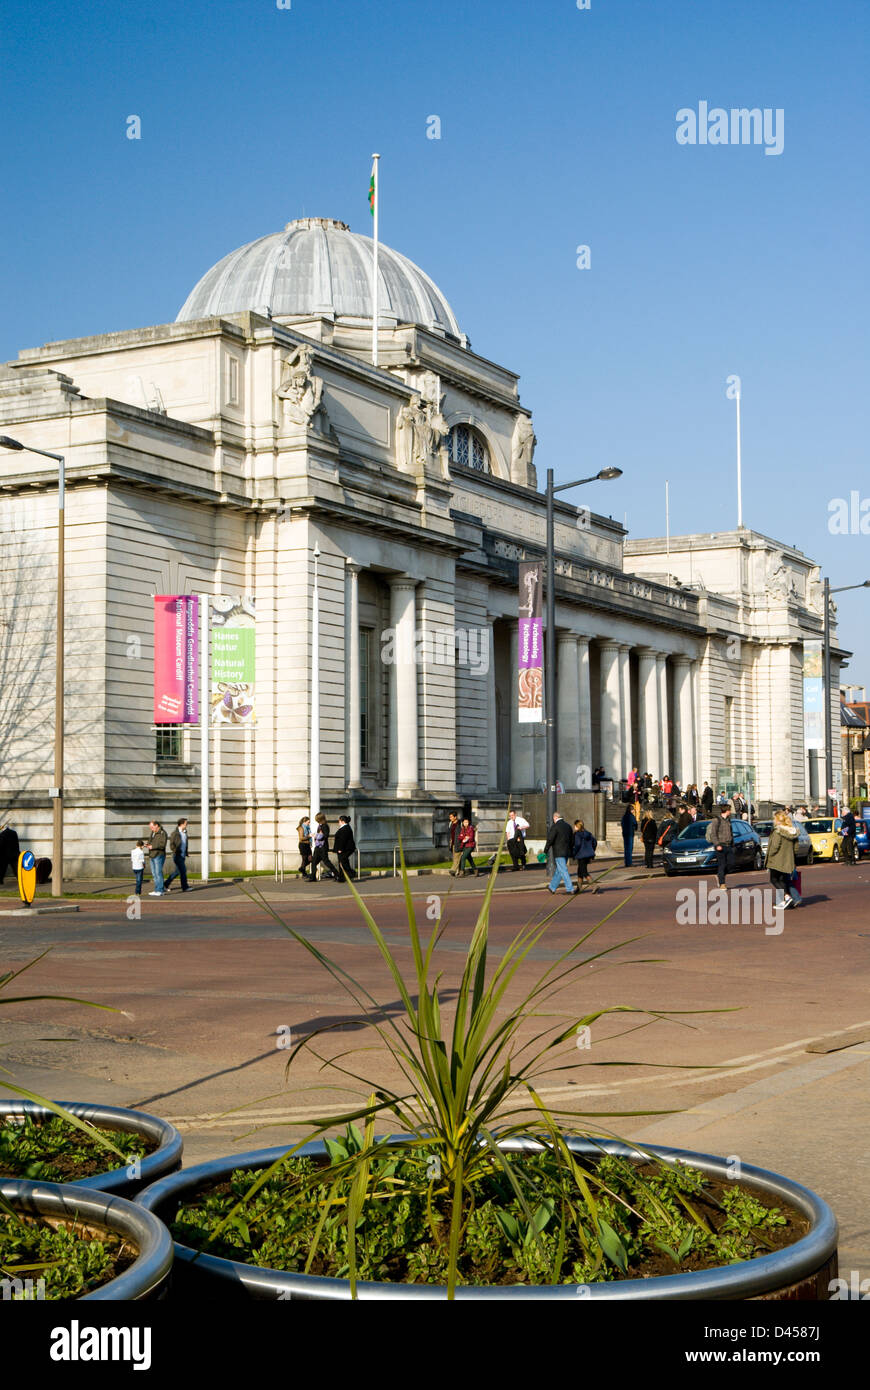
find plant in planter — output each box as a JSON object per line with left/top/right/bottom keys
{"left": 0, "top": 953, "right": 181, "bottom": 1294}
{"left": 139, "top": 851, "right": 835, "bottom": 1298}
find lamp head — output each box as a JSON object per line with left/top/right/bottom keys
{"left": 597, "top": 467, "right": 622, "bottom": 481}
{"left": 0, "top": 436, "right": 25, "bottom": 451}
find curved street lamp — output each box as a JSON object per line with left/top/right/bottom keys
{"left": 824, "top": 577, "right": 870, "bottom": 813}
{"left": 545, "top": 466, "right": 623, "bottom": 830}
{"left": 0, "top": 435, "right": 65, "bottom": 897}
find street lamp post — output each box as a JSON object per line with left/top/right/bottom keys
{"left": 545, "top": 467, "right": 622, "bottom": 830}
{"left": 0, "top": 436, "right": 65, "bottom": 896}
{"left": 823, "top": 577, "right": 870, "bottom": 814}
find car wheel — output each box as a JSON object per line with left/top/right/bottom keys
{"left": 664, "top": 863, "right": 675, "bottom": 877}
{"left": 832, "top": 846, "right": 840, "bottom": 863}
{"left": 753, "top": 849, "right": 764, "bottom": 871}
{"left": 806, "top": 848, "right": 814, "bottom": 865}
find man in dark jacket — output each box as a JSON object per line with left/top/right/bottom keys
{"left": 841, "top": 809, "right": 858, "bottom": 865}
{"left": 334, "top": 815, "right": 356, "bottom": 881}
{"left": 701, "top": 783, "right": 714, "bottom": 814}
{"left": 145, "top": 820, "right": 168, "bottom": 896}
{"left": 165, "top": 817, "right": 192, "bottom": 892}
{"left": 447, "top": 811, "right": 462, "bottom": 876}
{"left": 544, "top": 813, "right": 577, "bottom": 895}
{"left": 706, "top": 805, "right": 734, "bottom": 886}
{"left": 676, "top": 805, "right": 693, "bottom": 834}
{"left": 621, "top": 806, "right": 638, "bottom": 868}
{"left": 0, "top": 820, "right": 21, "bottom": 885}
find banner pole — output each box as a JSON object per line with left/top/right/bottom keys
{"left": 200, "top": 594, "right": 210, "bottom": 883}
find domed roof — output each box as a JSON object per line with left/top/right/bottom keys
{"left": 176, "top": 217, "right": 461, "bottom": 337}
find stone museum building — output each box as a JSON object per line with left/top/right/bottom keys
{"left": 0, "top": 216, "right": 847, "bottom": 873}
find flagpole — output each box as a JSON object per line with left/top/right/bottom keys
{"left": 371, "top": 153, "right": 380, "bottom": 367}
{"left": 310, "top": 545, "right": 321, "bottom": 826}
{"left": 735, "top": 384, "right": 743, "bottom": 528}
{"left": 200, "top": 593, "right": 210, "bottom": 884}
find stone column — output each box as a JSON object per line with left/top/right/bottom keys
{"left": 657, "top": 653, "right": 670, "bottom": 777}
{"left": 346, "top": 561, "right": 362, "bottom": 789}
{"left": 557, "top": 632, "right": 581, "bottom": 789}
{"left": 487, "top": 613, "right": 499, "bottom": 792}
{"left": 598, "top": 641, "right": 622, "bottom": 784}
{"left": 389, "top": 576, "right": 419, "bottom": 793}
{"left": 637, "top": 647, "right": 660, "bottom": 778}
{"left": 577, "top": 636, "right": 592, "bottom": 788}
{"left": 672, "top": 655, "right": 696, "bottom": 788}
{"left": 618, "top": 644, "right": 632, "bottom": 781}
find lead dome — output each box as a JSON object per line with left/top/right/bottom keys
{"left": 176, "top": 217, "right": 462, "bottom": 338}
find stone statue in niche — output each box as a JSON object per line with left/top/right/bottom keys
{"left": 807, "top": 566, "right": 825, "bottom": 616}
{"left": 396, "top": 389, "right": 444, "bottom": 472}
{"left": 766, "top": 552, "right": 797, "bottom": 600}
{"left": 511, "top": 415, "right": 536, "bottom": 481}
{"left": 277, "top": 344, "right": 324, "bottom": 428}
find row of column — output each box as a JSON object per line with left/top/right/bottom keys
{"left": 346, "top": 565, "right": 419, "bottom": 794}
{"left": 559, "top": 637, "right": 698, "bottom": 790}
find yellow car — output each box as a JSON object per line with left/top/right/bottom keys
{"left": 804, "top": 817, "right": 845, "bottom": 862}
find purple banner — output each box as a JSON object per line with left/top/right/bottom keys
{"left": 154, "top": 595, "right": 199, "bottom": 725}
{"left": 518, "top": 563, "right": 543, "bottom": 723}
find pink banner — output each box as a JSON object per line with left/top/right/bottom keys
{"left": 154, "top": 596, "right": 199, "bottom": 724}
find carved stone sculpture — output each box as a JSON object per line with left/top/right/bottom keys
{"left": 277, "top": 344, "right": 324, "bottom": 427}
{"left": 511, "top": 415, "right": 536, "bottom": 481}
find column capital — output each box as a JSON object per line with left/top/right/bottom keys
{"left": 597, "top": 638, "right": 622, "bottom": 655}
{"left": 636, "top": 644, "right": 661, "bottom": 658}
{"left": 671, "top": 652, "right": 694, "bottom": 668}
{"left": 346, "top": 558, "right": 363, "bottom": 575}
{"left": 389, "top": 573, "right": 419, "bottom": 592}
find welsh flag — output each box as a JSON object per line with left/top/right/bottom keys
{"left": 368, "top": 160, "right": 376, "bottom": 216}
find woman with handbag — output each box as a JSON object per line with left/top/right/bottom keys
{"left": 297, "top": 818, "right": 313, "bottom": 879}
{"left": 573, "top": 819, "right": 600, "bottom": 892}
{"left": 641, "top": 810, "right": 658, "bottom": 869}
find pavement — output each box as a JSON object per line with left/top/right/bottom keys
{"left": 1, "top": 855, "right": 868, "bottom": 1281}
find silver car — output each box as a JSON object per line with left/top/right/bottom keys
{"left": 753, "top": 818, "right": 814, "bottom": 865}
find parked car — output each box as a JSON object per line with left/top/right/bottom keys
{"left": 662, "top": 818, "right": 764, "bottom": 876}
{"left": 856, "top": 818, "right": 870, "bottom": 858}
{"left": 804, "top": 817, "right": 845, "bottom": 862}
{"left": 753, "top": 818, "right": 814, "bottom": 865}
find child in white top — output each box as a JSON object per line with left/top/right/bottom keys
{"left": 131, "top": 840, "right": 146, "bottom": 895}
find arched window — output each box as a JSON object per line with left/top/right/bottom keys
{"left": 446, "top": 423, "right": 490, "bottom": 473}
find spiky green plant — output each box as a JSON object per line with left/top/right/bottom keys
{"left": 202, "top": 844, "right": 730, "bottom": 1296}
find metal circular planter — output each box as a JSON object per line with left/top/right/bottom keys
{"left": 1, "top": 1178, "right": 173, "bottom": 1300}
{"left": 0, "top": 1101, "right": 183, "bottom": 1197}
{"left": 137, "top": 1136, "right": 838, "bottom": 1301}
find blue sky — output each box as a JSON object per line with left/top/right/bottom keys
{"left": 2, "top": 0, "right": 868, "bottom": 677}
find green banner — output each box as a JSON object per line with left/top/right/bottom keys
{"left": 210, "top": 596, "right": 256, "bottom": 726}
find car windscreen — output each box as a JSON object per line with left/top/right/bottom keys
{"left": 676, "top": 822, "right": 710, "bottom": 840}
{"left": 805, "top": 820, "right": 835, "bottom": 834}
{"left": 754, "top": 822, "right": 773, "bottom": 834}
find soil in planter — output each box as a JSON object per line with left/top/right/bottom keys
{"left": 170, "top": 1146, "right": 811, "bottom": 1286}
{"left": 0, "top": 1114, "right": 157, "bottom": 1182}
{"left": 0, "top": 1211, "right": 137, "bottom": 1299}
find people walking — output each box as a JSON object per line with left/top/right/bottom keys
{"left": 457, "top": 818, "right": 479, "bottom": 876}
{"left": 334, "top": 815, "right": 357, "bottom": 881}
{"left": 164, "top": 817, "right": 192, "bottom": 892}
{"left": 701, "top": 782, "right": 714, "bottom": 814}
{"left": 706, "top": 804, "right": 734, "bottom": 887}
{"left": 641, "top": 811, "right": 658, "bottom": 869}
{"left": 131, "top": 839, "right": 146, "bottom": 896}
{"left": 765, "top": 809, "right": 801, "bottom": 909}
{"left": 145, "top": 819, "right": 168, "bottom": 896}
{"left": 544, "top": 813, "right": 577, "bottom": 894}
{"left": 311, "top": 812, "right": 339, "bottom": 881}
{"left": 621, "top": 805, "right": 638, "bottom": 868}
{"left": 505, "top": 810, "right": 529, "bottom": 870}
{"left": 448, "top": 811, "right": 462, "bottom": 876}
{"left": 573, "top": 819, "right": 599, "bottom": 890}
{"left": 297, "top": 817, "right": 313, "bottom": 879}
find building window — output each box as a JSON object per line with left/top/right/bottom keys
{"left": 359, "top": 629, "right": 371, "bottom": 768}
{"left": 226, "top": 355, "right": 240, "bottom": 406}
{"left": 156, "top": 725, "right": 183, "bottom": 762}
{"left": 446, "top": 424, "right": 489, "bottom": 473}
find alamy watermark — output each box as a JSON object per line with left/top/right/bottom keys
{"left": 675, "top": 882, "right": 785, "bottom": 933}
{"left": 381, "top": 625, "right": 489, "bottom": 675}
{"left": 676, "top": 103, "right": 784, "bottom": 156}
{"left": 828, "top": 492, "right": 870, "bottom": 535}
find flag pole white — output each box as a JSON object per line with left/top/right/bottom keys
{"left": 200, "top": 593, "right": 210, "bottom": 884}
{"left": 371, "top": 153, "right": 380, "bottom": 367}
{"left": 310, "top": 545, "right": 321, "bottom": 825}
{"left": 736, "top": 384, "right": 743, "bottom": 528}
{"left": 665, "top": 479, "right": 670, "bottom": 576}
